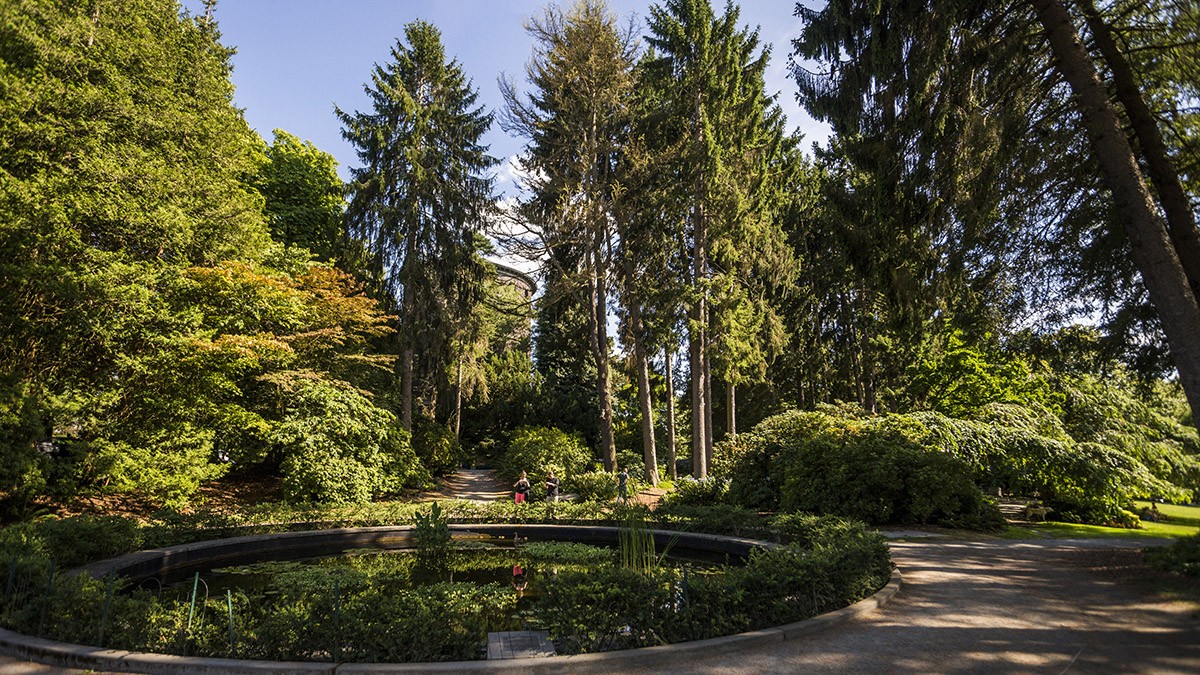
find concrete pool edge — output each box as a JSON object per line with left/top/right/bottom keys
{"left": 1, "top": 525, "right": 902, "bottom": 674}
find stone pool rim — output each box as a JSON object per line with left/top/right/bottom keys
{"left": 0, "top": 524, "right": 902, "bottom": 674}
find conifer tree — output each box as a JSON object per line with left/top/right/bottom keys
{"left": 338, "top": 21, "right": 497, "bottom": 431}
{"left": 792, "top": 0, "right": 1200, "bottom": 427}
{"left": 644, "top": 0, "right": 781, "bottom": 476}
{"left": 501, "top": 0, "right": 638, "bottom": 471}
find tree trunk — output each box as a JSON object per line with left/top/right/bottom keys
{"left": 703, "top": 335, "right": 713, "bottom": 467}
{"left": 634, "top": 331, "right": 659, "bottom": 486}
{"left": 453, "top": 358, "right": 463, "bottom": 441}
{"left": 1034, "top": 0, "right": 1200, "bottom": 428}
{"left": 689, "top": 321, "right": 707, "bottom": 479}
{"left": 590, "top": 240, "right": 617, "bottom": 472}
{"left": 726, "top": 381, "right": 736, "bottom": 440}
{"left": 690, "top": 77, "right": 710, "bottom": 480}
{"left": 401, "top": 347, "right": 414, "bottom": 432}
{"left": 1080, "top": 0, "right": 1200, "bottom": 296}
{"left": 665, "top": 346, "right": 678, "bottom": 480}
{"left": 691, "top": 201, "right": 709, "bottom": 480}
{"left": 844, "top": 293, "right": 866, "bottom": 409}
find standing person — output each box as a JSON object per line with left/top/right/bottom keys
{"left": 514, "top": 471, "right": 531, "bottom": 504}
{"left": 545, "top": 471, "right": 560, "bottom": 503}
{"left": 617, "top": 467, "right": 629, "bottom": 504}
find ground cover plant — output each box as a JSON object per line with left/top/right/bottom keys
{"left": 1145, "top": 533, "right": 1200, "bottom": 577}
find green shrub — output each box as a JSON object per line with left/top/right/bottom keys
{"left": 718, "top": 410, "right": 838, "bottom": 510}
{"left": 661, "top": 476, "right": 729, "bottom": 506}
{"left": 731, "top": 401, "right": 1181, "bottom": 528}
{"left": 412, "top": 417, "right": 466, "bottom": 478}
{"left": 728, "top": 411, "right": 1003, "bottom": 529}
{"left": 533, "top": 566, "right": 675, "bottom": 654}
{"left": 272, "top": 378, "right": 426, "bottom": 504}
{"left": 531, "top": 516, "right": 892, "bottom": 652}
{"left": 921, "top": 410, "right": 1155, "bottom": 524}
{"left": 501, "top": 426, "right": 592, "bottom": 493}
{"left": 1145, "top": 534, "right": 1200, "bottom": 577}
{"left": 651, "top": 503, "right": 768, "bottom": 537}
{"left": 771, "top": 513, "right": 870, "bottom": 546}
{"left": 615, "top": 449, "right": 650, "bottom": 482}
{"left": 730, "top": 536, "right": 890, "bottom": 628}
{"left": 521, "top": 541, "right": 612, "bottom": 565}
{"left": 569, "top": 470, "right": 618, "bottom": 503}
{"left": 0, "top": 515, "right": 142, "bottom": 568}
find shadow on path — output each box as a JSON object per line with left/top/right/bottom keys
{"left": 422, "top": 468, "right": 511, "bottom": 502}
{"left": 630, "top": 538, "right": 1200, "bottom": 674}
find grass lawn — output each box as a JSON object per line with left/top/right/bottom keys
{"left": 1001, "top": 501, "right": 1200, "bottom": 540}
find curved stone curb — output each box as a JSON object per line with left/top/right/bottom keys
{"left": 343, "top": 568, "right": 902, "bottom": 674}
{"left": 0, "top": 526, "right": 900, "bottom": 674}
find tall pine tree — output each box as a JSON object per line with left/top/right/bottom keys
{"left": 501, "top": 0, "right": 638, "bottom": 471}
{"left": 644, "top": 0, "right": 781, "bottom": 476}
{"left": 338, "top": 21, "right": 497, "bottom": 431}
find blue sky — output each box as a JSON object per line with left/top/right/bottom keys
{"left": 182, "top": 0, "right": 830, "bottom": 191}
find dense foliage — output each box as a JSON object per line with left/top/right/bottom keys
{"left": 723, "top": 378, "right": 1199, "bottom": 527}
{"left": 0, "top": 510, "right": 889, "bottom": 660}
{"left": 720, "top": 409, "right": 1004, "bottom": 528}
{"left": 0, "top": 2, "right": 448, "bottom": 512}
{"left": 1, "top": 0, "right": 1197, "bottom": 530}
{"left": 499, "top": 426, "right": 591, "bottom": 494}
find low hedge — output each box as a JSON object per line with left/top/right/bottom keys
{"left": 0, "top": 511, "right": 890, "bottom": 661}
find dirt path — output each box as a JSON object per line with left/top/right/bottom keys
{"left": 422, "top": 468, "right": 512, "bottom": 502}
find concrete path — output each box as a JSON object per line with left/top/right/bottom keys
{"left": 627, "top": 537, "right": 1200, "bottom": 674}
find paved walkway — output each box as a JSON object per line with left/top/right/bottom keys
{"left": 628, "top": 537, "right": 1200, "bottom": 674}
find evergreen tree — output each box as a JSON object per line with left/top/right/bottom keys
{"left": 500, "top": 0, "right": 638, "bottom": 471}
{"left": 338, "top": 20, "right": 497, "bottom": 432}
{"left": 644, "top": 0, "right": 781, "bottom": 476}
{"left": 0, "top": 0, "right": 271, "bottom": 510}
{"left": 1032, "top": 0, "right": 1200, "bottom": 428}
{"left": 791, "top": 0, "right": 1200, "bottom": 427}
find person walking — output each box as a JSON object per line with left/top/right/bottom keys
{"left": 514, "top": 471, "right": 531, "bottom": 504}
{"left": 617, "top": 467, "right": 629, "bottom": 504}
{"left": 545, "top": 471, "right": 559, "bottom": 503}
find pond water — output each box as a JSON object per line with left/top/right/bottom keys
{"left": 164, "top": 539, "right": 724, "bottom": 602}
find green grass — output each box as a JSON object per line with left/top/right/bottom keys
{"left": 1000, "top": 501, "right": 1200, "bottom": 540}
{"left": 1133, "top": 500, "right": 1200, "bottom": 528}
